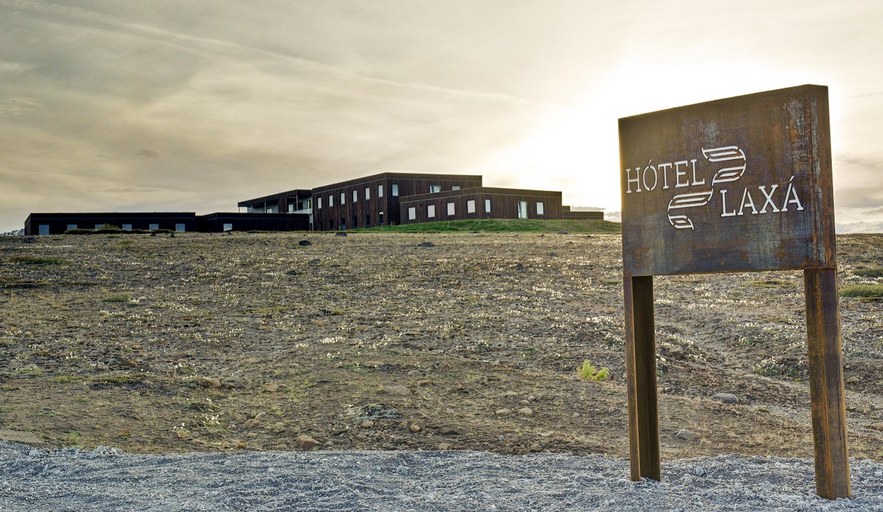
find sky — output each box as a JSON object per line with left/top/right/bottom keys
{"left": 1, "top": 0, "right": 882, "bottom": 233}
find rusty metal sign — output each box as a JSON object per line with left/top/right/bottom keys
{"left": 618, "top": 85, "right": 850, "bottom": 499}
{"left": 619, "top": 85, "right": 835, "bottom": 277}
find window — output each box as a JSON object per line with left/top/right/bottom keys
{"left": 122, "top": 224, "right": 132, "bottom": 231}
{"left": 328, "top": 195, "right": 334, "bottom": 207}
{"left": 447, "top": 202, "right": 455, "bottom": 216}
{"left": 95, "top": 224, "right": 103, "bottom": 230}
{"left": 175, "top": 223, "right": 186, "bottom": 232}
{"left": 378, "top": 185, "right": 384, "bottom": 198}
{"left": 467, "top": 200, "right": 476, "bottom": 214}
{"left": 223, "top": 223, "right": 233, "bottom": 232}
{"left": 317, "top": 197, "right": 323, "bottom": 209}
{"left": 149, "top": 223, "right": 159, "bottom": 231}
{"left": 38, "top": 225, "right": 49, "bottom": 235}
{"left": 517, "top": 201, "right": 528, "bottom": 219}
{"left": 408, "top": 207, "right": 417, "bottom": 220}
{"left": 536, "top": 202, "right": 544, "bottom": 216}
{"left": 427, "top": 204, "right": 436, "bottom": 218}
{"left": 352, "top": 190, "right": 358, "bottom": 202}
{"left": 67, "top": 224, "right": 78, "bottom": 231}
{"left": 391, "top": 184, "right": 399, "bottom": 197}
{"left": 430, "top": 185, "right": 441, "bottom": 193}
{"left": 485, "top": 199, "right": 492, "bottom": 213}
{"left": 365, "top": 187, "right": 370, "bottom": 200}
{"left": 452, "top": 186, "right": 460, "bottom": 190}
{"left": 340, "top": 192, "right": 346, "bottom": 205}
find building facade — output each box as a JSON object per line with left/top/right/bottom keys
{"left": 311, "top": 172, "right": 483, "bottom": 231}
{"left": 398, "top": 187, "right": 563, "bottom": 224}
{"left": 24, "top": 213, "right": 197, "bottom": 236}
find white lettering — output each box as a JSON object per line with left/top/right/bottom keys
{"left": 757, "top": 185, "right": 780, "bottom": 213}
{"left": 689, "top": 159, "right": 704, "bottom": 186}
{"left": 642, "top": 163, "right": 658, "bottom": 191}
{"left": 720, "top": 190, "right": 736, "bottom": 217}
{"left": 738, "top": 188, "right": 758, "bottom": 216}
{"left": 625, "top": 167, "right": 641, "bottom": 193}
{"left": 658, "top": 162, "right": 672, "bottom": 189}
{"left": 782, "top": 176, "right": 804, "bottom": 211}
{"left": 674, "top": 160, "right": 690, "bottom": 187}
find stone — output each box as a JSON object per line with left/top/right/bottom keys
{"left": 298, "top": 240, "right": 311, "bottom": 246}
{"left": 382, "top": 385, "right": 412, "bottom": 396}
{"left": 360, "top": 420, "right": 374, "bottom": 429}
{"left": 530, "top": 443, "right": 542, "bottom": 452}
{"left": 869, "top": 422, "right": 883, "bottom": 432}
{"left": 845, "top": 377, "right": 860, "bottom": 384}
{"left": 295, "top": 435, "right": 320, "bottom": 450}
{"left": 23, "top": 237, "right": 37, "bottom": 243}
{"left": 263, "top": 383, "right": 280, "bottom": 393}
{"left": 675, "top": 428, "right": 698, "bottom": 441}
{"left": 196, "top": 376, "right": 222, "bottom": 389}
{"left": 417, "top": 241, "right": 435, "bottom": 247}
{"left": 438, "top": 443, "right": 452, "bottom": 451}
{"left": 517, "top": 407, "right": 533, "bottom": 416}
{"left": 335, "top": 232, "right": 347, "bottom": 237}
{"left": 557, "top": 230, "right": 569, "bottom": 235}
{"left": 712, "top": 393, "right": 739, "bottom": 404}
{"left": 495, "top": 408, "right": 512, "bottom": 416}
{"left": 409, "top": 423, "right": 421, "bottom": 433}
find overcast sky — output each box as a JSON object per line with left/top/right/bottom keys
{"left": 1, "top": 0, "right": 882, "bottom": 233}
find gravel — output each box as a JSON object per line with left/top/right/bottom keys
{"left": 2, "top": 441, "right": 883, "bottom": 511}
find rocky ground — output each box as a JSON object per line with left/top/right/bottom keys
{"left": 1, "top": 231, "right": 882, "bottom": 462}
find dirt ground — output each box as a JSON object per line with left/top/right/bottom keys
{"left": 2, "top": 231, "right": 883, "bottom": 462}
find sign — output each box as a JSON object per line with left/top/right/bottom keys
{"left": 618, "top": 85, "right": 850, "bottom": 500}
{"left": 619, "top": 85, "right": 835, "bottom": 276}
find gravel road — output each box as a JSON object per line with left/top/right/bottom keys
{"left": 2, "top": 441, "right": 882, "bottom": 511}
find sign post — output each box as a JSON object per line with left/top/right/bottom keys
{"left": 618, "top": 85, "right": 850, "bottom": 499}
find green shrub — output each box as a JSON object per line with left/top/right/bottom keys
{"left": 851, "top": 268, "right": 883, "bottom": 278}
{"left": 578, "top": 360, "right": 609, "bottom": 382}
{"left": 840, "top": 284, "right": 883, "bottom": 299}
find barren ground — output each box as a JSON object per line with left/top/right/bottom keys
{"left": 1, "top": 231, "right": 882, "bottom": 462}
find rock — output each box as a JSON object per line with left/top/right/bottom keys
{"left": 309, "top": 258, "right": 321, "bottom": 265}
{"left": 518, "top": 407, "right": 533, "bottom": 416}
{"left": 530, "top": 443, "right": 542, "bottom": 452}
{"left": 712, "top": 393, "right": 739, "bottom": 404}
{"left": 438, "top": 443, "right": 452, "bottom": 451}
{"left": 495, "top": 408, "right": 512, "bottom": 416}
{"left": 23, "top": 237, "right": 37, "bottom": 243}
{"left": 360, "top": 420, "right": 374, "bottom": 429}
{"left": 675, "top": 428, "right": 698, "bottom": 441}
{"left": 845, "top": 377, "right": 860, "bottom": 384}
{"left": 409, "top": 423, "right": 421, "bottom": 433}
{"left": 263, "top": 383, "right": 280, "bottom": 393}
{"left": 417, "top": 241, "right": 435, "bottom": 247}
{"left": 196, "top": 376, "right": 222, "bottom": 389}
{"left": 335, "top": 232, "right": 347, "bottom": 237}
{"left": 382, "top": 385, "right": 412, "bottom": 396}
{"left": 298, "top": 240, "right": 311, "bottom": 246}
{"left": 557, "top": 230, "right": 569, "bottom": 235}
{"left": 694, "top": 466, "right": 708, "bottom": 477}
{"left": 869, "top": 422, "right": 883, "bottom": 432}
{"left": 295, "top": 435, "right": 320, "bottom": 450}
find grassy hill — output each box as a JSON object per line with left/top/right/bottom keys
{"left": 351, "top": 218, "right": 621, "bottom": 233}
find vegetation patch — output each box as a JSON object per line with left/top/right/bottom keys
{"left": 852, "top": 268, "right": 883, "bottom": 278}
{"left": 352, "top": 219, "right": 620, "bottom": 234}
{"left": 578, "top": 360, "right": 609, "bottom": 382}
{"left": 9, "top": 256, "right": 70, "bottom": 265}
{"left": 840, "top": 284, "right": 883, "bottom": 299}
{"left": 101, "top": 295, "right": 131, "bottom": 303}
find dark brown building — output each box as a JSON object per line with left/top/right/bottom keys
{"left": 24, "top": 212, "right": 196, "bottom": 236}
{"left": 398, "top": 187, "right": 564, "bottom": 224}
{"left": 312, "top": 172, "right": 483, "bottom": 231}
{"left": 196, "top": 212, "right": 310, "bottom": 233}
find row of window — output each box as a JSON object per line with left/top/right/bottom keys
{"left": 317, "top": 183, "right": 397, "bottom": 210}
{"left": 407, "top": 201, "right": 544, "bottom": 220}
{"left": 316, "top": 183, "right": 463, "bottom": 210}
{"left": 38, "top": 223, "right": 187, "bottom": 235}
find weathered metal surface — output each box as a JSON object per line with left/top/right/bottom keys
{"left": 619, "top": 85, "right": 836, "bottom": 277}
{"left": 623, "top": 276, "right": 660, "bottom": 482}
{"left": 805, "top": 268, "right": 851, "bottom": 498}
